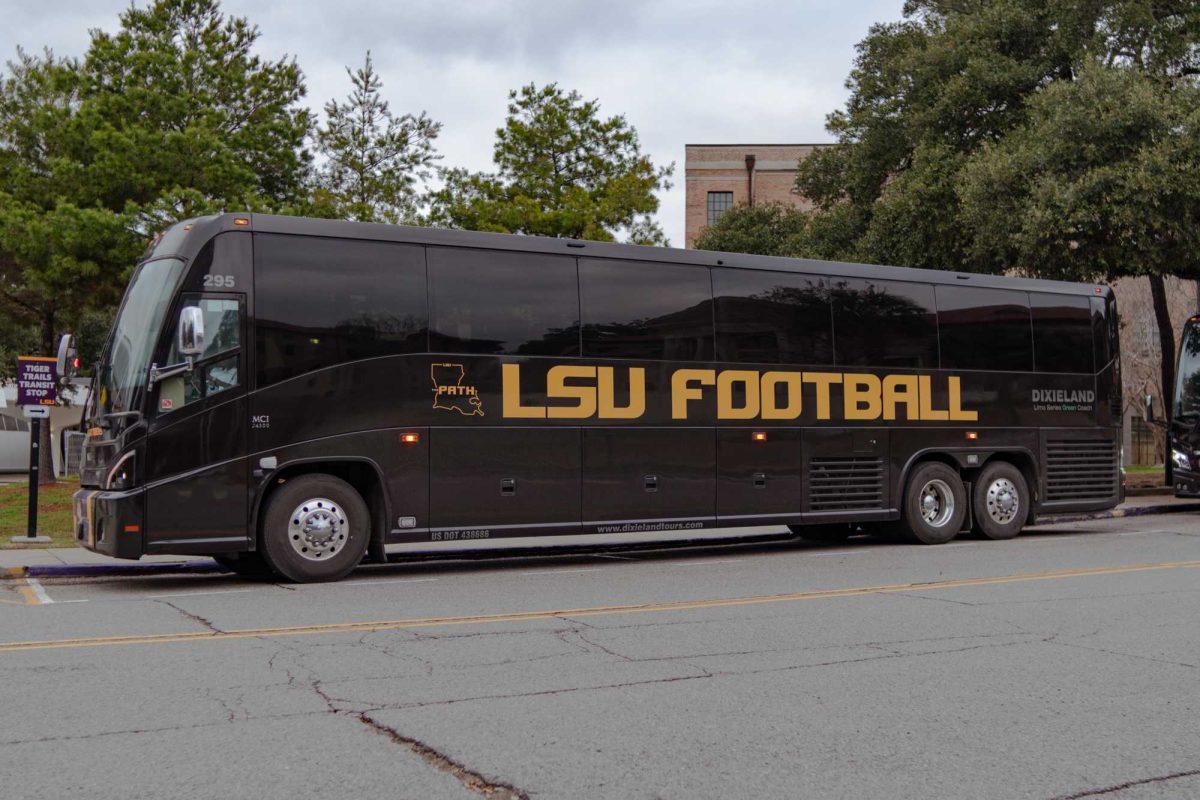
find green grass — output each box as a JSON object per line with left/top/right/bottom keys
{"left": 1124, "top": 464, "right": 1164, "bottom": 475}
{"left": 0, "top": 479, "right": 80, "bottom": 549}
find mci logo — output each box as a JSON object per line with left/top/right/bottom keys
{"left": 431, "top": 363, "right": 485, "bottom": 417}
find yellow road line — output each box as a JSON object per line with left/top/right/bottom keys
{"left": 2, "top": 559, "right": 1198, "bottom": 653}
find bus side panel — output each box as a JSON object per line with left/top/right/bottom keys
{"left": 715, "top": 427, "right": 803, "bottom": 520}
{"left": 582, "top": 428, "right": 716, "bottom": 528}
{"left": 428, "top": 427, "right": 581, "bottom": 534}
{"left": 802, "top": 428, "right": 891, "bottom": 518}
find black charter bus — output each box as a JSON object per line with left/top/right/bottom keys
{"left": 69, "top": 213, "right": 1123, "bottom": 581}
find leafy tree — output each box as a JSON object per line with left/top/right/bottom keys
{"left": 430, "top": 83, "right": 673, "bottom": 244}
{"left": 310, "top": 52, "right": 440, "bottom": 224}
{"left": 0, "top": 0, "right": 312, "bottom": 481}
{"left": 693, "top": 202, "right": 812, "bottom": 256}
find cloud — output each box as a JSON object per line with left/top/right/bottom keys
{"left": 1, "top": 0, "right": 905, "bottom": 245}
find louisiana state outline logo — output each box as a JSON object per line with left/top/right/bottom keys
{"left": 431, "top": 363, "right": 484, "bottom": 416}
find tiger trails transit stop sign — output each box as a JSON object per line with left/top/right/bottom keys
{"left": 16, "top": 355, "right": 57, "bottom": 408}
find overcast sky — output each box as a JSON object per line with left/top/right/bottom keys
{"left": 3, "top": 0, "right": 904, "bottom": 245}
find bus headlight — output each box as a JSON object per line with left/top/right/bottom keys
{"left": 1171, "top": 448, "right": 1190, "bottom": 471}
{"left": 105, "top": 451, "right": 136, "bottom": 490}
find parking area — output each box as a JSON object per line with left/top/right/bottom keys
{"left": 2, "top": 513, "right": 1199, "bottom": 799}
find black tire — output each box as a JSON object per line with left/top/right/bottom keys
{"left": 788, "top": 524, "right": 853, "bottom": 542}
{"left": 972, "top": 461, "right": 1029, "bottom": 540}
{"left": 259, "top": 474, "right": 370, "bottom": 583}
{"left": 901, "top": 462, "right": 966, "bottom": 545}
{"left": 212, "top": 552, "right": 274, "bottom": 578}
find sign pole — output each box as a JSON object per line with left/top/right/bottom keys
{"left": 27, "top": 417, "right": 40, "bottom": 539}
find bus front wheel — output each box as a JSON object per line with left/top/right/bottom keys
{"left": 259, "top": 474, "right": 370, "bottom": 582}
{"left": 901, "top": 462, "right": 966, "bottom": 545}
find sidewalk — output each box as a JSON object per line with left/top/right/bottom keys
{"left": 3, "top": 493, "right": 1199, "bottom": 580}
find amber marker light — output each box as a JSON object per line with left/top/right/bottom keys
{"left": 966, "top": 431, "right": 979, "bottom": 440}
{"left": 233, "top": 217, "right": 250, "bottom": 226}
{"left": 400, "top": 432, "right": 421, "bottom": 445}
{"left": 752, "top": 431, "right": 768, "bottom": 442}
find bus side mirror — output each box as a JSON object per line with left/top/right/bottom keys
{"left": 178, "top": 306, "right": 205, "bottom": 357}
{"left": 1145, "top": 394, "right": 1155, "bottom": 425}
{"left": 56, "top": 334, "right": 77, "bottom": 379}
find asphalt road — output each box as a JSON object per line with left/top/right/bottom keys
{"left": 2, "top": 514, "right": 1199, "bottom": 800}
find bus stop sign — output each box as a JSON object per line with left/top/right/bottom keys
{"left": 16, "top": 355, "right": 57, "bottom": 407}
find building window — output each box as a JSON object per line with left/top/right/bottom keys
{"left": 706, "top": 191, "right": 734, "bottom": 226}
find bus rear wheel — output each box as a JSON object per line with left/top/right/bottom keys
{"left": 259, "top": 474, "right": 370, "bottom": 583}
{"left": 901, "top": 462, "right": 966, "bottom": 545}
{"left": 972, "top": 462, "right": 1028, "bottom": 540}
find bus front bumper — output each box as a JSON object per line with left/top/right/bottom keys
{"left": 72, "top": 487, "right": 145, "bottom": 560}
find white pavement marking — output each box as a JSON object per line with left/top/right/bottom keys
{"left": 329, "top": 578, "right": 440, "bottom": 588}
{"left": 519, "top": 568, "right": 600, "bottom": 576}
{"left": 672, "top": 559, "right": 740, "bottom": 567}
{"left": 1024, "top": 535, "right": 1092, "bottom": 543}
{"left": 146, "top": 589, "right": 257, "bottom": 599}
{"left": 26, "top": 578, "right": 54, "bottom": 605}
{"left": 808, "top": 550, "right": 861, "bottom": 557}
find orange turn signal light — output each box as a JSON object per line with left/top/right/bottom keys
{"left": 752, "top": 431, "right": 767, "bottom": 442}
{"left": 400, "top": 432, "right": 421, "bottom": 445}
{"left": 233, "top": 217, "right": 250, "bottom": 226}
{"left": 966, "top": 431, "right": 979, "bottom": 440}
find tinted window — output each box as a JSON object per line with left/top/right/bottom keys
{"left": 1031, "top": 293, "right": 1093, "bottom": 373}
{"left": 936, "top": 286, "right": 1032, "bottom": 371}
{"left": 255, "top": 235, "right": 428, "bottom": 386}
{"left": 429, "top": 248, "right": 579, "bottom": 356}
{"left": 581, "top": 259, "right": 713, "bottom": 361}
{"left": 713, "top": 268, "right": 831, "bottom": 365}
{"left": 832, "top": 278, "right": 938, "bottom": 368}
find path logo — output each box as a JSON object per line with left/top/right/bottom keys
{"left": 431, "top": 363, "right": 484, "bottom": 417}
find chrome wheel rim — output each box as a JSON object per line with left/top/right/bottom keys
{"left": 919, "top": 479, "right": 955, "bottom": 528}
{"left": 287, "top": 498, "right": 347, "bottom": 561}
{"left": 985, "top": 478, "right": 1019, "bottom": 525}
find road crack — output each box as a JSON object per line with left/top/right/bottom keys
{"left": 358, "top": 712, "right": 530, "bottom": 800}
{"left": 156, "top": 599, "right": 223, "bottom": 633}
{"left": 1050, "top": 767, "right": 1200, "bottom": 799}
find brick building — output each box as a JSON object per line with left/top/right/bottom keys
{"left": 684, "top": 143, "right": 830, "bottom": 248}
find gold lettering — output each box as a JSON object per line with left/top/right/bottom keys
{"left": 717, "top": 370, "right": 760, "bottom": 420}
{"left": 672, "top": 369, "right": 715, "bottom": 419}
{"left": 760, "top": 371, "right": 802, "bottom": 420}
{"left": 802, "top": 372, "right": 842, "bottom": 420}
{"left": 501, "top": 363, "right": 546, "bottom": 418}
{"left": 918, "top": 375, "right": 949, "bottom": 421}
{"left": 948, "top": 376, "right": 978, "bottom": 421}
{"left": 843, "top": 373, "right": 882, "bottom": 420}
{"left": 598, "top": 367, "right": 645, "bottom": 419}
{"left": 882, "top": 375, "right": 919, "bottom": 421}
{"left": 546, "top": 365, "right": 597, "bottom": 419}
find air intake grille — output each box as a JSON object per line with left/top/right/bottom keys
{"left": 809, "top": 457, "right": 884, "bottom": 511}
{"left": 1045, "top": 439, "right": 1118, "bottom": 501}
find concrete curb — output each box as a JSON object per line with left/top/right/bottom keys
{"left": 1036, "top": 501, "right": 1200, "bottom": 525}
{"left": 3, "top": 560, "right": 222, "bottom": 580}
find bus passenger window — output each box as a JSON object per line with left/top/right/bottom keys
{"left": 713, "top": 268, "right": 832, "bottom": 365}
{"left": 255, "top": 235, "right": 428, "bottom": 387}
{"left": 1031, "top": 293, "right": 1093, "bottom": 373}
{"left": 936, "top": 286, "right": 1032, "bottom": 372}
{"left": 581, "top": 259, "right": 713, "bottom": 361}
{"left": 832, "top": 278, "right": 937, "bottom": 368}
{"left": 428, "top": 248, "right": 579, "bottom": 356}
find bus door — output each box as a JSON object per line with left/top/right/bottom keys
{"left": 144, "top": 293, "right": 250, "bottom": 552}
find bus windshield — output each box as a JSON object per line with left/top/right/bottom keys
{"left": 1175, "top": 324, "right": 1200, "bottom": 421}
{"left": 94, "top": 257, "right": 186, "bottom": 418}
